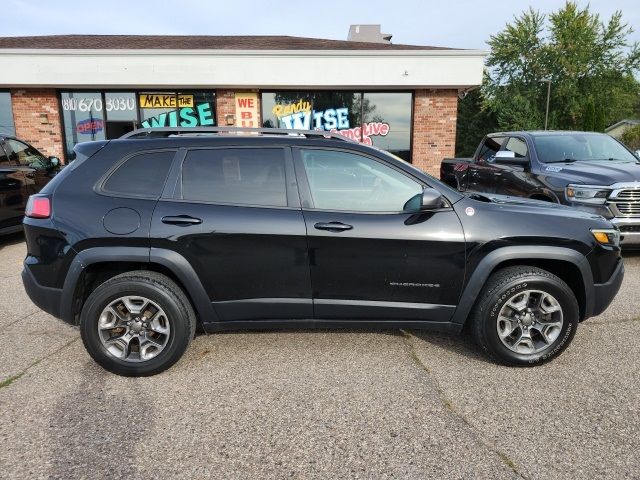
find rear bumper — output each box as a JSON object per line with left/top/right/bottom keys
{"left": 22, "top": 265, "right": 63, "bottom": 321}
{"left": 591, "top": 259, "right": 624, "bottom": 317}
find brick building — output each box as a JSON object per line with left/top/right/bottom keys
{"left": 0, "top": 30, "right": 484, "bottom": 176}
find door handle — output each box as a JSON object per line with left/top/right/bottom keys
{"left": 161, "top": 215, "right": 202, "bottom": 226}
{"left": 314, "top": 222, "right": 353, "bottom": 232}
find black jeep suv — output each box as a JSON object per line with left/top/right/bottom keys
{"left": 22, "top": 127, "right": 624, "bottom": 376}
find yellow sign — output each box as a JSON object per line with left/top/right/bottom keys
{"left": 235, "top": 92, "right": 259, "bottom": 127}
{"left": 139, "top": 94, "right": 194, "bottom": 109}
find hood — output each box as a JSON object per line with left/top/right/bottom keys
{"left": 542, "top": 160, "right": 640, "bottom": 186}
{"left": 466, "top": 192, "right": 604, "bottom": 221}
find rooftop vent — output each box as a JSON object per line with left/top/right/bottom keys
{"left": 347, "top": 25, "right": 392, "bottom": 44}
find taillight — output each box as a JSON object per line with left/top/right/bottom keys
{"left": 25, "top": 195, "right": 51, "bottom": 219}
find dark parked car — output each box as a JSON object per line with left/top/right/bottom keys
{"left": 22, "top": 127, "right": 623, "bottom": 376}
{"left": 0, "top": 135, "right": 60, "bottom": 234}
{"left": 441, "top": 131, "right": 640, "bottom": 245}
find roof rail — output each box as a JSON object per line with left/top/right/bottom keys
{"left": 119, "top": 126, "right": 357, "bottom": 143}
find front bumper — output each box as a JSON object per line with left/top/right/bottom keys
{"left": 591, "top": 258, "right": 624, "bottom": 317}
{"left": 611, "top": 217, "right": 640, "bottom": 245}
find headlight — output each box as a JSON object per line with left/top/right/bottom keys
{"left": 591, "top": 228, "right": 620, "bottom": 247}
{"left": 565, "top": 185, "right": 610, "bottom": 204}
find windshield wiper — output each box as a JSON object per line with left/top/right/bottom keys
{"left": 547, "top": 158, "right": 578, "bottom": 163}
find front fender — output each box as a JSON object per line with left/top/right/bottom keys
{"left": 451, "top": 246, "right": 593, "bottom": 325}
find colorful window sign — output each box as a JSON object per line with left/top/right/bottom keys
{"left": 262, "top": 92, "right": 412, "bottom": 161}
{"left": 76, "top": 118, "right": 104, "bottom": 135}
{"left": 139, "top": 94, "right": 194, "bottom": 109}
{"left": 235, "top": 92, "right": 259, "bottom": 127}
{"left": 140, "top": 102, "right": 215, "bottom": 128}
{"left": 270, "top": 101, "right": 389, "bottom": 145}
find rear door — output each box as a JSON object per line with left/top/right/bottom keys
{"left": 494, "top": 136, "right": 535, "bottom": 197}
{"left": 465, "top": 136, "right": 506, "bottom": 193}
{"left": 150, "top": 146, "right": 312, "bottom": 322}
{"left": 293, "top": 147, "right": 465, "bottom": 323}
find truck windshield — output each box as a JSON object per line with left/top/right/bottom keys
{"left": 534, "top": 133, "right": 638, "bottom": 163}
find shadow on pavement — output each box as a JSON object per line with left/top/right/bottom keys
{"left": 0, "top": 231, "right": 24, "bottom": 249}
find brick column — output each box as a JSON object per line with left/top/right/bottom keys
{"left": 215, "top": 90, "right": 261, "bottom": 127}
{"left": 11, "top": 89, "right": 65, "bottom": 161}
{"left": 411, "top": 89, "right": 458, "bottom": 176}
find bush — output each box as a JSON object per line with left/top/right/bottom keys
{"left": 620, "top": 124, "right": 640, "bottom": 151}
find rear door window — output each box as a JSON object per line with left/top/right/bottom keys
{"left": 103, "top": 150, "right": 175, "bottom": 197}
{"left": 477, "top": 136, "right": 506, "bottom": 162}
{"left": 181, "top": 148, "right": 287, "bottom": 207}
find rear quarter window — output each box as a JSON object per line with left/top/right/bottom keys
{"left": 102, "top": 150, "right": 175, "bottom": 198}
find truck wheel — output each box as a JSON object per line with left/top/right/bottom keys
{"left": 469, "top": 266, "right": 579, "bottom": 366}
{"left": 80, "top": 271, "right": 196, "bottom": 377}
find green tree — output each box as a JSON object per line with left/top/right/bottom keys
{"left": 621, "top": 124, "right": 640, "bottom": 151}
{"left": 582, "top": 100, "right": 595, "bottom": 131}
{"left": 483, "top": 2, "right": 640, "bottom": 131}
{"left": 455, "top": 88, "right": 498, "bottom": 156}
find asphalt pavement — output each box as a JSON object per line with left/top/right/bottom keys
{"left": 0, "top": 233, "right": 638, "bottom": 479}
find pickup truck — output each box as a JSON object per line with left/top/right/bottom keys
{"left": 441, "top": 131, "right": 640, "bottom": 245}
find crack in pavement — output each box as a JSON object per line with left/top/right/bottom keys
{"left": 0, "top": 310, "right": 40, "bottom": 333}
{"left": 0, "top": 336, "right": 79, "bottom": 390}
{"left": 400, "top": 329, "right": 529, "bottom": 480}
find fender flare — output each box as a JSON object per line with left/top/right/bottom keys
{"left": 451, "top": 246, "right": 594, "bottom": 325}
{"left": 59, "top": 246, "right": 218, "bottom": 324}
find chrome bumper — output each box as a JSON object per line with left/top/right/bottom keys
{"left": 611, "top": 217, "right": 640, "bottom": 245}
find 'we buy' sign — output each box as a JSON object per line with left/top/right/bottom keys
{"left": 235, "top": 93, "right": 259, "bottom": 127}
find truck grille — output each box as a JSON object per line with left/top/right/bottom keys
{"left": 611, "top": 188, "right": 640, "bottom": 217}
{"left": 613, "top": 189, "right": 640, "bottom": 201}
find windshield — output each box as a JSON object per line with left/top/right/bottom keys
{"left": 533, "top": 133, "right": 638, "bottom": 163}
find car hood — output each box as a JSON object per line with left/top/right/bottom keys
{"left": 541, "top": 160, "right": 640, "bottom": 186}
{"left": 466, "top": 192, "right": 602, "bottom": 220}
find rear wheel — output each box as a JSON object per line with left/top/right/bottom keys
{"left": 80, "top": 271, "right": 196, "bottom": 376}
{"left": 470, "top": 266, "right": 579, "bottom": 366}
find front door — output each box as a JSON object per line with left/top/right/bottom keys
{"left": 3, "top": 138, "right": 56, "bottom": 195}
{"left": 150, "top": 146, "right": 312, "bottom": 322}
{"left": 294, "top": 147, "right": 466, "bottom": 322}
{"left": 0, "top": 142, "right": 27, "bottom": 231}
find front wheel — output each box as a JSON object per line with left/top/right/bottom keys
{"left": 80, "top": 271, "right": 196, "bottom": 376}
{"left": 470, "top": 266, "right": 579, "bottom": 366}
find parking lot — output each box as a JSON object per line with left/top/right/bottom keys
{"left": 0, "top": 234, "right": 639, "bottom": 479}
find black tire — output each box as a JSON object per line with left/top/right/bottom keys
{"left": 80, "top": 271, "right": 196, "bottom": 376}
{"left": 469, "top": 266, "right": 579, "bottom": 366}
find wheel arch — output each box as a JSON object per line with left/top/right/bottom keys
{"left": 60, "top": 247, "right": 218, "bottom": 326}
{"left": 452, "top": 246, "right": 593, "bottom": 325}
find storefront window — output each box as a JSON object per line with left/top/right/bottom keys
{"left": 139, "top": 91, "right": 215, "bottom": 128}
{"left": 261, "top": 91, "right": 412, "bottom": 161}
{"left": 60, "top": 90, "right": 215, "bottom": 158}
{"left": 105, "top": 92, "right": 138, "bottom": 138}
{"left": 0, "top": 91, "right": 16, "bottom": 136}
{"left": 362, "top": 93, "right": 412, "bottom": 161}
{"left": 61, "top": 92, "right": 106, "bottom": 159}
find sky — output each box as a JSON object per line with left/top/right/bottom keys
{"left": 1, "top": 0, "right": 639, "bottom": 50}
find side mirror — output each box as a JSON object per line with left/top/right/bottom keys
{"left": 494, "top": 150, "right": 529, "bottom": 166}
{"left": 421, "top": 187, "right": 446, "bottom": 210}
{"left": 48, "top": 156, "right": 60, "bottom": 167}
